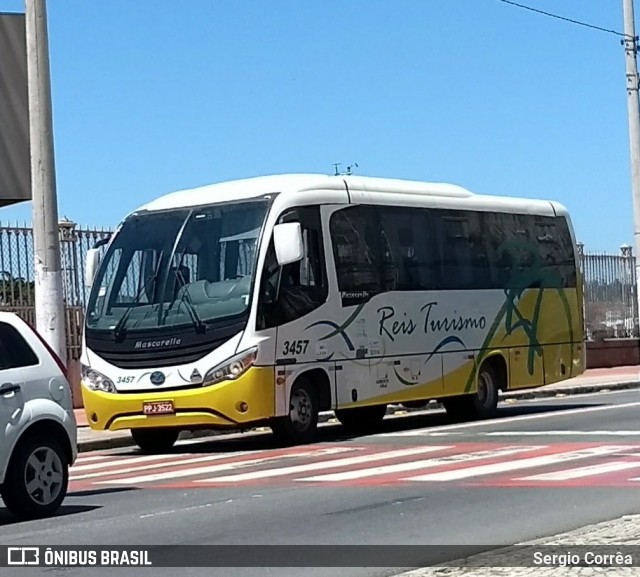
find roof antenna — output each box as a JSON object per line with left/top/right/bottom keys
{"left": 332, "top": 162, "right": 359, "bottom": 176}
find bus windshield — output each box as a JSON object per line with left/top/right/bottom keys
{"left": 85, "top": 199, "right": 270, "bottom": 335}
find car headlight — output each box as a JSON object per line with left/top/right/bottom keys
{"left": 81, "top": 364, "right": 116, "bottom": 393}
{"left": 203, "top": 347, "right": 257, "bottom": 387}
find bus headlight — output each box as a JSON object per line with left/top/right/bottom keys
{"left": 81, "top": 364, "right": 116, "bottom": 393}
{"left": 203, "top": 347, "right": 257, "bottom": 387}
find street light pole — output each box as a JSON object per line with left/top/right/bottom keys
{"left": 24, "top": 0, "right": 66, "bottom": 364}
{"left": 622, "top": 0, "right": 640, "bottom": 337}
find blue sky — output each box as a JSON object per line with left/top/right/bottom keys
{"left": 0, "top": 0, "right": 635, "bottom": 252}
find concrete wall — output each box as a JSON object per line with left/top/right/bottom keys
{"left": 585, "top": 338, "right": 640, "bottom": 369}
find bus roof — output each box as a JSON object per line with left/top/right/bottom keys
{"left": 133, "top": 173, "right": 567, "bottom": 218}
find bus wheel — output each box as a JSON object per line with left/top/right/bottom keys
{"left": 471, "top": 363, "right": 499, "bottom": 418}
{"left": 443, "top": 362, "right": 499, "bottom": 421}
{"left": 270, "top": 377, "right": 319, "bottom": 446}
{"left": 335, "top": 404, "right": 387, "bottom": 433}
{"left": 130, "top": 428, "right": 179, "bottom": 453}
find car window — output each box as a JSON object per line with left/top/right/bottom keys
{"left": 0, "top": 321, "right": 39, "bottom": 370}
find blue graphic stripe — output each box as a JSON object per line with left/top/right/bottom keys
{"left": 394, "top": 335, "right": 467, "bottom": 387}
{"left": 305, "top": 320, "right": 355, "bottom": 351}
{"left": 394, "top": 367, "right": 417, "bottom": 386}
{"left": 424, "top": 335, "right": 466, "bottom": 366}
{"left": 306, "top": 304, "right": 367, "bottom": 352}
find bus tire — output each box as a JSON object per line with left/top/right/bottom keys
{"left": 471, "top": 362, "right": 500, "bottom": 418}
{"left": 442, "top": 362, "right": 499, "bottom": 421}
{"left": 270, "top": 377, "right": 319, "bottom": 446}
{"left": 130, "top": 427, "right": 179, "bottom": 453}
{"left": 335, "top": 404, "right": 387, "bottom": 433}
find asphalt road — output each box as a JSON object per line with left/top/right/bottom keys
{"left": 2, "top": 388, "right": 640, "bottom": 577}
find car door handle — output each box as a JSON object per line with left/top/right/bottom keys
{"left": 0, "top": 383, "right": 21, "bottom": 395}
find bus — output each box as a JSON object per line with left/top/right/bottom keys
{"left": 80, "top": 173, "right": 585, "bottom": 452}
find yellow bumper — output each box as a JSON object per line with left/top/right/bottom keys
{"left": 81, "top": 366, "right": 275, "bottom": 431}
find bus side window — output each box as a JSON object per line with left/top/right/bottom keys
{"left": 256, "top": 207, "right": 328, "bottom": 330}
{"left": 534, "top": 215, "right": 577, "bottom": 289}
{"left": 330, "top": 206, "right": 382, "bottom": 293}
{"left": 378, "top": 207, "right": 440, "bottom": 291}
{"left": 438, "top": 213, "right": 475, "bottom": 290}
{"left": 487, "top": 212, "right": 535, "bottom": 289}
{"left": 557, "top": 217, "right": 577, "bottom": 288}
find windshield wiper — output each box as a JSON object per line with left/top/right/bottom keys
{"left": 157, "top": 210, "right": 193, "bottom": 326}
{"left": 174, "top": 270, "right": 206, "bottom": 334}
{"left": 113, "top": 251, "right": 164, "bottom": 341}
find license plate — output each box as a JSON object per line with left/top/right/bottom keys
{"left": 142, "top": 401, "right": 174, "bottom": 415}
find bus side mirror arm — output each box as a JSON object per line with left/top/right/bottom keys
{"left": 273, "top": 222, "right": 303, "bottom": 266}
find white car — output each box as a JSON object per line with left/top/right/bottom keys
{"left": 0, "top": 312, "right": 77, "bottom": 519}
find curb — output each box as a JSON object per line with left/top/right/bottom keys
{"left": 77, "top": 428, "right": 239, "bottom": 453}
{"left": 500, "top": 379, "right": 640, "bottom": 400}
{"left": 76, "top": 379, "right": 640, "bottom": 453}
{"left": 78, "top": 434, "right": 138, "bottom": 453}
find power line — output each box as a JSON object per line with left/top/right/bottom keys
{"left": 495, "top": 0, "right": 631, "bottom": 38}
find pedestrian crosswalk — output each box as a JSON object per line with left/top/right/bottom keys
{"left": 67, "top": 442, "right": 640, "bottom": 492}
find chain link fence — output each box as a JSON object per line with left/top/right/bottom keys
{"left": 0, "top": 220, "right": 637, "bottom": 361}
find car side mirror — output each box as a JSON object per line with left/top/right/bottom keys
{"left": 85, "top": 248, "right": 101, "bottom": 287}
{"left": 273, "top": 222, "right": 304, "bottom": 266}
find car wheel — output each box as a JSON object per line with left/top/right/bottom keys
{"left": 1, "top": 435, "right": 69, "bottom": 520}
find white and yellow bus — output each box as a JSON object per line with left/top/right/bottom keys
{"left": 80, "top": 173, "right": 585, "bottom": 452}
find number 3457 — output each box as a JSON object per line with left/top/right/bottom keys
{"left": 282, "top": 340, "right": 309, "bottom": 356}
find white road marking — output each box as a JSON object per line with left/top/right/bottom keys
{"left": 71, "top": 454, "right": 185, "bottom": 472}
{"left": 73, "top": 454, "right": 110, "bottom": 463}
{"left": 296, "top": 446, "right": 543, "bottom": 482}
{"left": 139, "top": 501, "right": 231, "bottom": 519}
{"left": 95, "top": 447, "right": 358, "bottom": 485}
{"left": 376, "top": 401, "right": 640, "bottom": 437}
{"left": 516, "top": 459, "right": 640, "bottom": 481}
{"left": 403, "top": 445, "right": 631, "bottom": 482}
{"left": 482, "top": 430, "right": 640, "bottom": 436}
{"left": 70, "top": 451, "right": 259, "bottom": 481}
{"left": 195, "top": 446, "right": 452, "bottom": 483}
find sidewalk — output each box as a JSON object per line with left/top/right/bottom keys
{"left": 73, "top": 365, "right": 640, "bottom": 453}
{"left": 396, "top": 513, "right": 640, "bottom": 575}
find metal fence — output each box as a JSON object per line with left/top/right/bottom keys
{"left": 0, "top": 220, "right": 637, "bottom": 362}
{"left": 578, "top": 243, "right": 639, "bottom": 340}
{"left": 0, "top": 219, "right": 112, "bottom": 360}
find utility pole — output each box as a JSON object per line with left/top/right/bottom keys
{"left": 623, "top": 0, "right": 640, "bottom": 338}
{"left": 25, "top": 0, "right": 66, "bottom": 364}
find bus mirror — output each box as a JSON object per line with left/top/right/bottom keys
{"left": 85, "top": 248, "right": 101, "bottom": 287}
{"left": 273, "top": 222, "right": 303, "bottom": 266}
